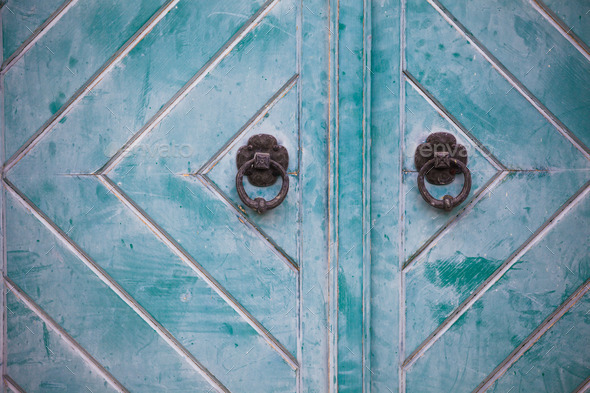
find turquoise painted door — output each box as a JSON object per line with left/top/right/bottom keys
{"left": 348, "top": 0, "right": 590, "bottom": 392}
{"left": 2, "top": 0, "right": 590, "bottom": 393}
{"left": 1, "top": 1, "right": 332, "bottom": 392}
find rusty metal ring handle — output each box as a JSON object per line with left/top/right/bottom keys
{"left": 417, "top": 158, "right": 471, "bottom": 211}
{"left": 236, "top": 155, "right": 289, "bottom": 214}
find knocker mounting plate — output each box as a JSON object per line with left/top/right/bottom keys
{"left": 236, "top": 134, "right": 289, "bottom": 187}
{"left": 414, "top": 132, "right": 468, "bottom": 185}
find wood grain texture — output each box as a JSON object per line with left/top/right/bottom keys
{"left": 368, "top": 0, "right": 402, "bottom": 392}
{"left": 0, "top": 0, "right": 67, "bottom": 61}
{"left": 6, "top": 290, "right": 120, "bottom": 393}
{"left": 333, "top": 0, "right": 369, "bottom": 391}
{"left": 3, "top": 0, "right": 169, "bottom": 159}
{"left": 370, "top": 0, "right": 590, "bottom": 392}
{"left": 3, "top": 0, "right": 332, "bottom": 391}
{"left": 540, "top": 0, "right": 590, "bottom": 48}
{"left": 3, "top": 0, "right": 590, "bottom": 391}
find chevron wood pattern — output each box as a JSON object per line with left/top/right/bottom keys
{"left": 2, "top": 0, "right": 589, "bottom": 392}
{"left": 2, "top": 0, "right": 331, "bottom": 391}
{"left": 369, "top": 0, "right": 590, "bottom": 392}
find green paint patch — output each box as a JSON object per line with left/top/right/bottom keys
{"left": 514, "top": 15, "right": 539, "bottom": 51}
{"left": 223, "top": 322, "right": 234, "bottom": 335}
{"left": 43, "top": 323, "right": 51, "bottom": 358}
{"left": 432, "top": 302, "right": 454, "bottom": 325}
{"left": 424, "top": 254, "right": 500, "bottom": 295}
{"left": 96, "top": 184, "right": 111, "bottom": 202}
{"left": 49, "top": 101, "right": 61, "bottom": 115}
{"left": 48, "top": 142, "right": 57, "bottom": 157}
{"left": 421, "top": 254, "right": 503, "bottom": 333}
{"left": 49, "top": 92, "right": 66, "bottom": 114}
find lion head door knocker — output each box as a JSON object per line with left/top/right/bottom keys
{"left": 236, "top": 134, "right": 289, "bottom": 213}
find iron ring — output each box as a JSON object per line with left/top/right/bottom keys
{"left": 236, "top": 158, "right": 289, "bottom": 213}
{"left": 417, "top": 158, "right": 471, "bottom": 211}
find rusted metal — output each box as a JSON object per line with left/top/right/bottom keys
{"left": 415, "top": 132, "right": 471, "bottom": 211}
{"left": 236, "top": 134, "right": 289, "bottom": 213}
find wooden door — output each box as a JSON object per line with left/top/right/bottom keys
{"left": 3, "top": 0, "right": 590, "bottom": 392}
{"left": 1, "top": 1, "right": 332, "bottom": 392}
{"left": 356, "top": 0, "right": 590, "bottom": 392}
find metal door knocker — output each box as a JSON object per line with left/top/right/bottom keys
{"left": 236, "top": 134, "right": 289, "bottom": 213}
{"left": 414, "top": 132, "right": 471, "bottom": 211}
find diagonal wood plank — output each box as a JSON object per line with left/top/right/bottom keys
{"left": 4, "top": 277, "right": 129, "bottom": 393}
{"left": 97, "top": 174, "right": 299, "bottom": 370}
{"left": 99, "top": 0, "right": 282, "bottom": 175}
{"left": 3, "top": 0, "right": 180, "bottom": 172}
{"left": 1, "top": 0, "right": 80, "bottom": 72}
{"left": 539, "top": 0, "right": 590, "bottom": 48}
{"left": 2, "top": 0, "right": 172, "bottom": 163}
{"left": 404, "top": 179, "right": 590, "bottom": 370}
{"left": 427, "top": 0, "right": 590, "bottom": 159}
{"left": 474, "top": 278, "right": 590, "bottom": 392}
{"left": 3, "top": 177, "right": 230, "bottom": 393}
{"left": 529, "top": 0, "right": 590, "bottom": 62}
